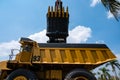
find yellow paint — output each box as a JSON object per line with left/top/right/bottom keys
{"left": 66, "top": 6, "right": 69, "bottom": 17}
{"left": 47, "top": 6, "right": 50, "bottom": 17}
{"left": 62, "top": 7, "right": 64, "bottom": 17}
{"left": 74, "top": 76, "right": 88, "bottom": 80}
{"left": 14, "top": 76, "right": 27, "bottom": 80}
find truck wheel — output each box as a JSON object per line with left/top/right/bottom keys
{"left": 64, "top": 69, "right": 96, "bottom": 80}
{"left": 6, "top": 69, "right": 38, "bottom": 80}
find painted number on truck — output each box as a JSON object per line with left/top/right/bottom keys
{"left": 32, "top": 56, "right": 40, "bottom": 61}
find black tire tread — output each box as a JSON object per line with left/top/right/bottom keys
{"left": 6, "top": 69, "right": 38, "bottom": 80}
{"left": 64, "top": 69, "right": 96, "bottom": 80}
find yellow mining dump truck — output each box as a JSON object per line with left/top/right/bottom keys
{"left": 0, "top": 0, "right": 116, "bottom": 80}
{"left": 0, "top": 38, "right": 116, "bottom": 80}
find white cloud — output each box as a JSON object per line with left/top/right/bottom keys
{"left": 95, "top": 40, "right": 105, "bottom": 44}
{"left": 29, "top": 26, "right": 92, "bottom": 43}
{"left": 28, "top": 29, "right": 48, "bottom": 43}
{"left": 68, "top": 26, "right": 91, "bottom": 43}
{"left": 0, "top": 26, "right": 91, "bottom": 61}
{"left": 107, "top": 11, "right": 114, "bottom": 19}
{"left": 0, "top": 40, "right": 20, "bottom": 61}
{"left": 90, "top": 0, "right": 101, "bottom": 7}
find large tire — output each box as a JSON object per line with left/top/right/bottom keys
{"left": 6, "top": 69, "right": 38, "bottom": 80}
{"left": 64, "top": 69, "right": 96, "bottom": 80}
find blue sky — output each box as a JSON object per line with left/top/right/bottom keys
{"left": 0, "top": 0, "right": 120, "bottom": 62}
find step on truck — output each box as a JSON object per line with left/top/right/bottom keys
{"left": 0, "top": 0, "right": 116, "bottom": 80}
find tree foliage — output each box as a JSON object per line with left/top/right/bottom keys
{"left": 101, "top": 0, "right": 120, "bottom": 21}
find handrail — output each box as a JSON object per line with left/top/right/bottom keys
{"left": 9, "top": 49, "right": 20, "bottom": 61}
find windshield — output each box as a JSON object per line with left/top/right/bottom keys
{"left": 20, "top": 45, "right": 33, "bottom": 52}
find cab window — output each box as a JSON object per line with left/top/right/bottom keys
{"left": 21, "top": 45, "right": 33, "bottom": 52}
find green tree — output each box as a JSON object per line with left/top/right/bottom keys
{"left": 97, "top": 71, "right": 103, "bottom": 80}
{"left": 106, "top": 60, "right": 120, "bottom": 80}
{"left": 101, "top": 0, "right": 120, "bottom": 21}
{"left": 99, "top": 67, "right": 111, "bottom": 80}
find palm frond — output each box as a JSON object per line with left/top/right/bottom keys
{"left": 101, "top": 0, "right": 120, "bottom": 21}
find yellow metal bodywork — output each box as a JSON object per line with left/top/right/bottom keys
{"left": 0, "top": 38, "right": 117, "bottom": 80}
{"left": 14, "top": 76, "right": 27, "bottom": 80}
{"left": 74, "top": 76, "right": 88, "bottom": 80}
{"left": 0, "top": 61, "right": 10, "bottom": 80}
{"left": 46, "top": 70, "right": 62, "bottom": 80}
{"left": 32, "top": 47, "right": 116, "bottom": 65}
{"left": 0, "top": 61, "right": 10, "bottom": 70}
{"left": 19, "top": 38, "right": 116, "bottom": 69}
